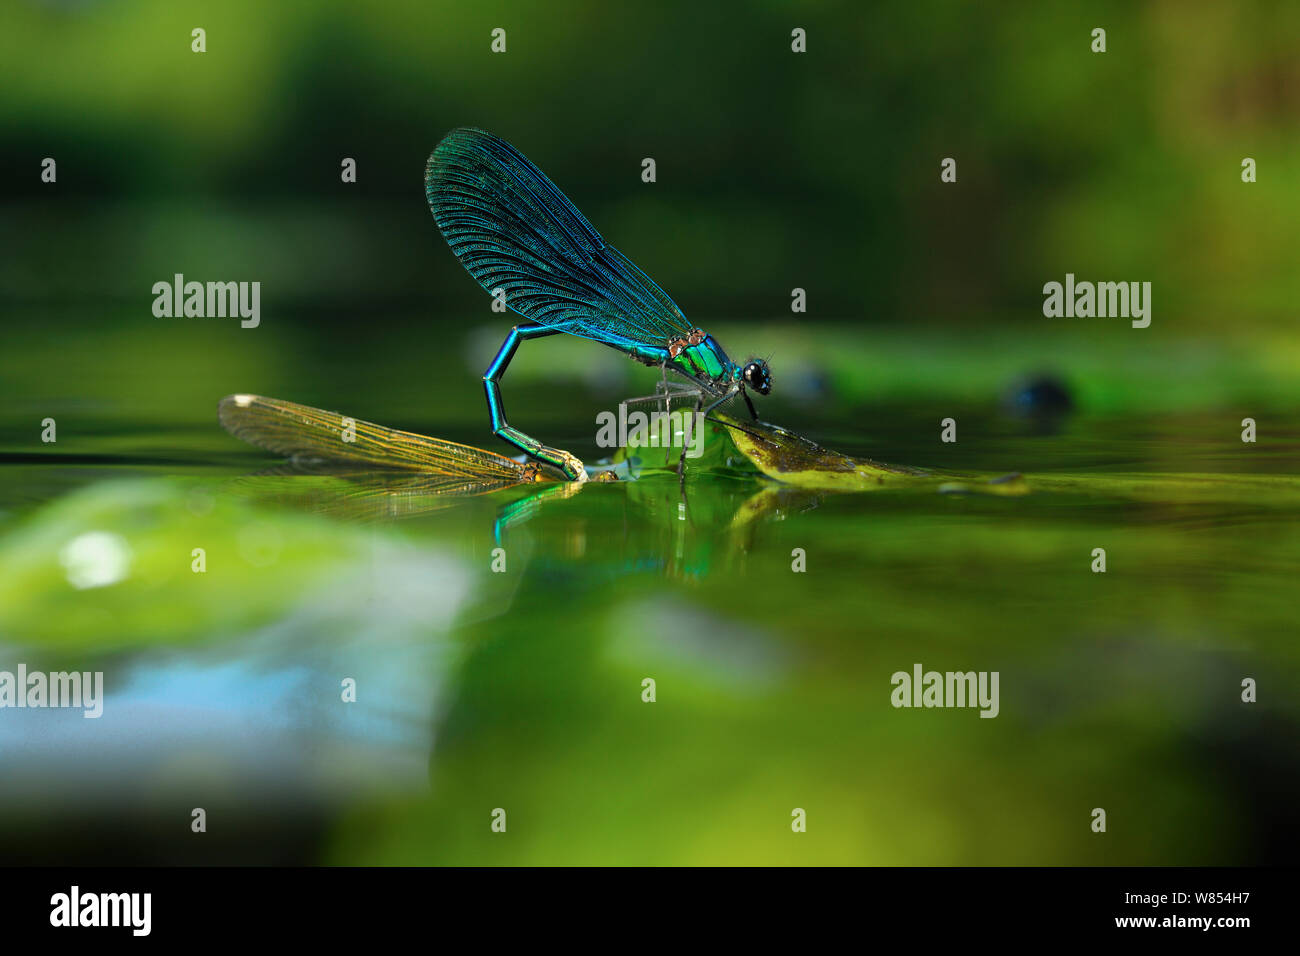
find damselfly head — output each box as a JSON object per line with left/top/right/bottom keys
{"left": 742, "top": 360, "right": 772, "bottom": 396}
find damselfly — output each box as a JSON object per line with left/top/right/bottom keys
{"left": 426, "top": 128, "right": 772, "bottom": 483}
{"left": 218, "top": 393, "right": 550, "bottom": 488}
{"left": 218, "top": 395, "right": 592, "bottom": 534}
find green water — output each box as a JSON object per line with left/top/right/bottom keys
{"left": 1, "top": 319, "right": 1297, "bottom": 865}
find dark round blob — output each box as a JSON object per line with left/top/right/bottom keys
{"left": 1006, "top": 373, "right": 1073, "bottom": 415}
{"left": 743, "top": 360, "right": 772, "bottom": 395}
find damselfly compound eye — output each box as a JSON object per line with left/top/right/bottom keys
{"left": 743, "top": 360, "right": 771, "bottom": 395}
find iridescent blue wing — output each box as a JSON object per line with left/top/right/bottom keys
{"left": 426, "top": 128, "right": 693, "bottom": 348}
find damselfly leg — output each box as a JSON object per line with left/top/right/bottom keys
{"left": 619, "top": 379, "right": 701, "bottom": 412}
{"left": 677, "top": 392, "right": 705, "bottom": 484}
{"left": 485, "top": 322, "right": 589, "bottom": 482}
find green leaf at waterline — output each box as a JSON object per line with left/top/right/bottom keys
{"left": 711, "top": 413, "right": 1029, "bottom": 496}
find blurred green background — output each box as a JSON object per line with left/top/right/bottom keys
{"left": 1, "top": 0, "right": 1297, "bottom": 865}
{"left": 4, "top": 0, "right": 1300, "bottom": 418}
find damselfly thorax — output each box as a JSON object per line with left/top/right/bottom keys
{"left": 666, "top": 329, "right": 737, "bottom": 393}
{"left": 624, "top": 328, "right": 737, "bottom": 395}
